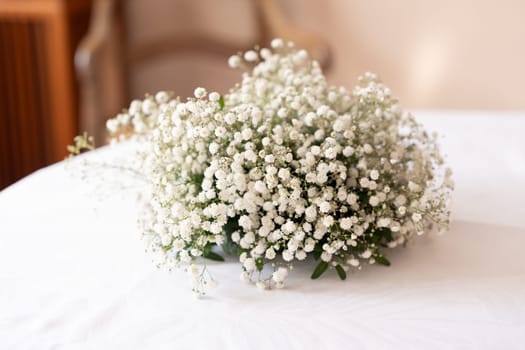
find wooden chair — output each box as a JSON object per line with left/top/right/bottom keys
{"left": 74, "top": 0, "right": 331, "bottom": 145}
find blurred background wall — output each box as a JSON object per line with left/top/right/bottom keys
{"left": 283, "top": 0, "right": 525, "bottom": 110}
{"left": 1, "top": 0, "right": 524, "bottom": 189}
{"left": 127, "top": 0, "right": 525, "bottom": 110}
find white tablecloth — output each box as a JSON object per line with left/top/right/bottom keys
{"left": 1, "top": 111, "right": 524, "bottom": 349}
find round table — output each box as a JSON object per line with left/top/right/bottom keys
{"left": 1, "top": 111, "right": 524, "bottom": 349}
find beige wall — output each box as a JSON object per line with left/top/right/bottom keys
{"left": 284, "top": 0, "right": 525, "bottom": 110}
{"left": 127, "top": 0, "right": 525, "bottom": 110}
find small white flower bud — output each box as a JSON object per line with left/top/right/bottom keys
{"left": 194, "top": 87, "right": 207, "bottom": 99}
{"left": 244, "top": 50, "right": 258, "bottom": 62}
{"left": 228, "top": 55, "right": 241, "bottom": 68}
{"left": 271, "top": 38, "right": 284, "bottom": 49}
{"left": 155, "top": 91, "right": 169, "bottom": 103}
{"left": 208, "top": 91, "right": 220, "bottom": 102}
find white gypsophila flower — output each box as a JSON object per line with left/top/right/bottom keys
{"left": 271, "top": 38, "right": 284, "bottom": 49}
{"left": 244, "top": 257, "right": 256, "bottom": 271}
{"left": 319, "top": 201, "right": 331, "bottom": 213}
{"left": 340, "top": 217, "right": 353, "bottom": 230}
{"left": 228, "top": 55, "right": 241, "bottom": 68}
{"left": 99, "top": 39, "right": 452, "bottom": 295}
{"left": 272, "top": 267, "right": 288, "bottom": 283}
{"left": 208, "top": 91, "right": 220, "bottom": 102}
{"left": 412, "top": 212, "right": 422, "bottom": 223}
{"left": 244, "top": 50, "right": 258, "bottom": 62}
{"left": 369, "top": 195, "right": 380, "bottom": 207}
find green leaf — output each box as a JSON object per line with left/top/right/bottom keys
{"left": 313, "top": 249, "right": 322, "bottom": 261}
{"left": 374, "top": 253, "right": 391, "bottom": 266}
{"left": 222, "top": 239, "right": 237, "bottom": 256}
{"left": 222, "top": 217, "right": 240, "bottom": 256}
{"left": 202, "top": 251, "right": 225, "bottom": 262}
{"left": 223, "top": 217, "right": 240, "bottom": 235}
{"left": 190, "top": 172, "right": 204, "bottom": 189}
{"left": 161, "top": 244, "right": 173, "bottom": 253}
{"left": 376, "top": 227, "right": 393, "bottom": 242}
{"left": 311, "top": 261, "right": 329, "bottom": 279}
{"left": 335, "top": 264, "right": 347, "bottom": 280}
{"left": 218, "top": 96, "right": 225, "bottom": 110}
{"left": 255, "top": 258, "right": 264, "bottom": 271}
{"left": 312, "top": 243, "right": 323, "bottom": 261}
{"left": 352, "top": 245, "right": 363, "bottom": 254}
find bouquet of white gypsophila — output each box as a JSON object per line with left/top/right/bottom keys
{"left": 71, "top": 39, "right": 453, "bottom": 296}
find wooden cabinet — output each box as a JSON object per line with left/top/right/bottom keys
{"left": 0, "top": 0, "right": 91, "bottom": 189}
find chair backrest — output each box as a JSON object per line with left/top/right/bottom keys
{"left": 75, "top": 0, "right": 331, "bottom": 144}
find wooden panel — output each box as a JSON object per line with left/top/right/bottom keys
{"left": 0, "top": 19, "right": 49, "bottom": 189}
{"left": 0, "top": 0, "right": 91, "bottom": 190}
{"left": 0, "top": 24, "right": 11, "bottom": 187}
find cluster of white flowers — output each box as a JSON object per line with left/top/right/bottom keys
{"left": 103, "top": 39, "right": 453, "bottom": 295}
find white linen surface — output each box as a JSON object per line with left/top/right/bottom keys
{"left": 1, "top": 111, "right": 524, "bottom": 349}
